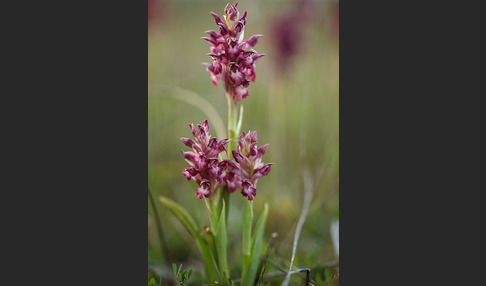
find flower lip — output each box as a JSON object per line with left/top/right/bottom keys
{"left": 241, "top": 179, "right": 256, "bottom": 200}
{"left": 196, "top": 179, "right": 212, "bottom": 199}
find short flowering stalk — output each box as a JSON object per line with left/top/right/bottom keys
{"left": 226, "top": 93, "right": 245, "bottom": 158}
{"left": 241, "top": 200, "right": 254, "bottom": 285}
{"left": 226, "top": 93, "right": 238, "bottom": 155}
{"left": 180, "top": 119, "right": 232, "bottom": 282}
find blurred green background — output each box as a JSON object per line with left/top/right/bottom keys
{"left": 148, "top": 0, "right": 338, "bottom": 284}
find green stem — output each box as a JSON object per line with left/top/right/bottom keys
{"left": 222, "top": 187, "right": 230, "bottom": 226}
{"left": 159, "top": 196, "right": 220, "bottom": 283}
{"left": 207, "top": 188, "right": 231, "bottom": 284}
{"left": 205, "top": 198, "right": 218, "bottom": 233}
{"left": 216, "top": 199, "right": 230, "bottom": 281}
{"left": 211, "top": 187, "right": 223, "bottom": 221}
{"left": 226, "top": 93, "right": 238, "bottom": 157}
{"left": 242, "top": 200, "right": 253, "bottom": 256}
{"left": 242, "top": 203, "right": 269, "bottom": 286}
{"left": 241, "top": 200, "right": 254, "bottom": 281}
{"left": 195, "top": 236, "right": 220, "bottom": 284}
{"left": 215, "top": 90, "right": 242, "bottom": 284}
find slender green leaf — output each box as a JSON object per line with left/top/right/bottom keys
{"left": 172, "top": 263, "right": 177, "bottom": 277}
{"left": 325, "top": 268, "right": 334, "bottom": 286}
{"left": 160, "top": 196, "right": 220, "bottom": 284}
{"left": 195, "top": 236, "right": 221, "bottom": 284}
{"left": 241, "top": 203, "right": 268, "bottom": 286}
{"left": 222, "top": 271, "right": 229, "bottom": 286}
{"left": 205, "top": 225, "right": 219, "bottom": 267}
{"left": 159, "top": 196, "right": 199, "bottom": 239}
{"left": 177, "top": 264, "right": 183, "bottom": 280}
{"left": 216, "top": 200, "right": 230, "bottom": 281}
{"left": 316, "top": 273, "right": 324, "bottom": 286}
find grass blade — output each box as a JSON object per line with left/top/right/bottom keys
{"left": 324, "top": 268, "right": 334, "bottom": 286}
{"left": 159, "top": 196, "right": 199, "bottom": 239}
{"left": 148, "top": 85, "right": 226, "bottom": 140}
{"left": 160, "top": 196, "right": 221, "bottom": 284}
{"left": 241, "top": 203, "right": 268, "bottom": 286}
{"left": 148, "top": 187, "right": 168, "bottom": 260}
{"left": 281, "top": 168, "right": 314, "bottom": 286}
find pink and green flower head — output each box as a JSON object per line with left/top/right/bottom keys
{"left": 225, "top": 131, "right": 273, "bottom": 200}
{"left": 202, "top": 2, "right": 265, "bottom": 102}
{"left": 181, "top": 120, "right": 228, "bottom": 199}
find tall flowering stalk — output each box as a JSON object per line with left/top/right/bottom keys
{"left": 202, "top": 7, "right": 270, "bottom": 284}
{"left": 202, "top": 2, "right": 265, "bottom": 153}
{"left": 160, "top": 3, "right": 271, "bottom": 286}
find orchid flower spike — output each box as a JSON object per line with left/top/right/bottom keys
{"left": 202, "top": 3, "right": 265, "bottom": 102}
{"left": 181, "top": 120, "right": 229, "bottom": 199}
{"left": 225, "top": 131, "right": 273, "bottom": 200}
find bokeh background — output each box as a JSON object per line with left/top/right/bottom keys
{"left": 148, "top": 0, "right": 338, "bottom": 284}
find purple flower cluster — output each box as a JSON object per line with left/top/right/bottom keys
{"left": 181, "top": 120, "right": 228, "bottom": 199}
{"left": 225, "top": 131, "right": 273, "bottom": 200}
{"left": 182, "top": 121, "right": 272, "bottom": 201}
{"left": 202, "top": 3, "right": 265, "bottom": 102}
